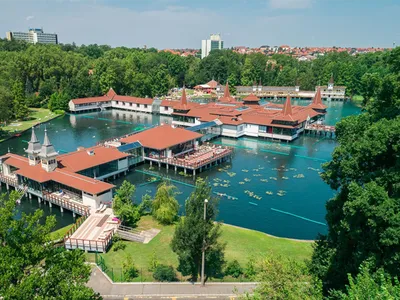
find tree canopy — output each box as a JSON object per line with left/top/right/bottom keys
{"left": 0, "top": 191, "right": 99, "bottom": 299}
{"left": 0, "top": 37, "right": 395, "bottom": 122}
{"left": 309, "top": 45, "right": 400, "bottom": 294}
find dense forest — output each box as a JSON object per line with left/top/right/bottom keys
{"left": 0, "top": 38, "right": 395, "bottom": 122}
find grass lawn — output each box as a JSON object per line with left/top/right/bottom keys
{"left": 0, "top": 108, "right": 59, "bottom": 142}
{"left": 87, "top": 216, "right": 312, "bottom": 281}
{"left": 49, "top": 224, "right": 74, "bottom": 241}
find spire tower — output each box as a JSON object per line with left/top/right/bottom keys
{"left": 39, "top": 127, "right": 58, "bottom": 172}
{"left": 25, "top": 127, "right": 41, "bottom": 166}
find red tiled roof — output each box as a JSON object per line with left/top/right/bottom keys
{"left": 243, "top": 93, "right": 260, "bottom": 102}
{"left": 174, "top": 88, "right": 189, "bottom": 111}
{"left": 219, "top": 82, "right": 236, "bottom": 103}
{"left": 70, "top": 88, "right": 153, "bottom": 105}
{"left": 71, "top": 95, "right": 111, "bottom": 105}
{"left": 3, "top": 154, "right": 114, "bottom": 195}
{"left": 309, "top": 88, "right": 327, "bottom": 110}
{"left": 120, "top": 125, "right": 203, "bottom": 150}
{"left": 58, "top": 145, "right": 129, "bottom": 172}
{"left": 161, "top": 99, "right": 179, "bottom": 107}
{"left": 206, "top": 80, "right": 220, "bottom": 89}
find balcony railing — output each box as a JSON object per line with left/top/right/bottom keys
{"left": 42, "top": 191, "right": 90, "bottom": 216}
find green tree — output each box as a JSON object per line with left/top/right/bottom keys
{"left": 244, "top": 255, "right": 322, "bottom": 300}
{"left": 0, "top": 191, "right": 99, "bottom": 299}
{"left": 152, "top": 181, "right": 179, "bottom": 225}
{"left": 48, "top": 91, "right": 70, "bottom": 111}
{"left": 0, "top": 86, "right": 12, "bottom": 124}
{"left": 331, "top": 263, "right": 400, "bottom": 299}
{"left": 225, "top": 260, "right": 243, "bottom": 278}
{"left": 153, "top": 265, "right": 177, "bottom": 282}
{"left": 113, "top": 180, "right": 140, "bottom": 227}
{"left": 171, "top": 178, "right": 225, "bottom": 281}
{"left": 12, "top": 81, "right": 29, "bottom": 120}
{"left": 113, "top": 180, "right": 135, "bottom": 210}
{"left": 360, "top": 72, "right": 382, "bottom": 106}
{"left": 123, "top": 254, "right": 139, "bottom": 281}
{"left": 310, "top": 48, "right": 400, "bottom": 293}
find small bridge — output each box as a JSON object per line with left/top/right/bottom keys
{"left": 305, "top": 124, "right": 335, "bottom": 137}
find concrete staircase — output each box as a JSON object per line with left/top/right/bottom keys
{"left": 116, "top": 225, "right": 161, "bottom": 244}
{"left": 116, "top": 228, "right": 146, "bottom": 243}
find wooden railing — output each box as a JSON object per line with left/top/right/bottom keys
{"left": 305, "top": 124, "right": 336, "bottom": 132}
{"left": 64, "top": 218, "right": 114, "bottom": 253}
{"left": 42, "top": 191, "right": 90, "bottom": 216}
{"left": 162, "top": 147, "right": 233, "bottom": 170}
{"left": 0, "top": 174, "right": 18, "bottom": 187}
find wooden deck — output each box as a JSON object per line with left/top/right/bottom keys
{"left": 304, "top": 124, "right": 336, "bottom": 137}
{"left": 147, "top": 145, "right": 233, "bottom": 174}
{"left": 64, "top": 208, "right": 119, "bottom": 253}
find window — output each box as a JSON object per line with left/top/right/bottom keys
{"left": 136, "top": 104, "right": 140, "bottom": 108}
{"left": 130, "top": 103, "right": 132, "bottom": 106}
{"left": 116, "top": 101, "right": 119, "bottom": 105}
{"left": 164, "top": 106, "right": 168, "bottom": 110}
{"left": 144, "top": 104, "right": 148, "bottom": 108}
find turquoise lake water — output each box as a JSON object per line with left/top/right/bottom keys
{"left": 0, "top": 100, "right": 360, "bottom": 238}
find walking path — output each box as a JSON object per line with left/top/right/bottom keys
{"left": 87, "top": 266, "right": 256, "bottom": 298}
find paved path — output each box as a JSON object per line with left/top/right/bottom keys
{"left": 88, "top": 266, "right": 256, "bottom": 299}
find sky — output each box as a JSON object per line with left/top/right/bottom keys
{"left": 0, "top": 0, "right": 399, "bottom": 49}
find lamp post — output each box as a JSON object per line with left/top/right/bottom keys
{"left": 201, "top": 198, "right": 208, "bottom": 286}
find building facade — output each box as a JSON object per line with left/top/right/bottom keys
{"left": 6, "top": 28, "right": 58, "bottom": 44}
{"left": 201, "top": 34, "right": 223, "bottom": 59}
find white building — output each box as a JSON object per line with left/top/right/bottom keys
{"left": 6, "top": 28, "right": 58, "bottom": 44}
{"left": 201, "top": 34, "right": 223, "bottom": 59}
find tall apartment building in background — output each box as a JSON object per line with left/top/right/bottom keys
{"left": 6, "top": 28, "right": 58, "bottom": 44}
{"left": 201, "top": 34, "right": 223, "bottom": 59}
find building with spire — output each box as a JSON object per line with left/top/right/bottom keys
{"left": 317, "top": 75, "right": 346, "bottom": 101}
{"left": 39, "top": 128, "right": 59, "bottom": 172}
{"left": 170, "top": 80, "right": 327, "bottom": 141}
{"left": 25, "top": 127, "right": 41, "bottom": 166}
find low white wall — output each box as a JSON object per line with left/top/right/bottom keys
{"left": 117, "top": 158, "right": 128, "bottom": 170}
{"left": 82, "top": 190, "right": 113, "bottom": 209}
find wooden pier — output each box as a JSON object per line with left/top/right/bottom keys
{"left": 304, "top": 124, "right": 336, "bottom": 137}
{"left": 147, "top": 145, "right": 233, "bottom": 175}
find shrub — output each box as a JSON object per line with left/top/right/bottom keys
{"left": 225, "top": 260, "right": 243, "bottom": 278}
{"left": 123, "top": 255, "right": 139, "bottom": 281}
{"left": 112, "top": 240, "right": 126, "bottom": 252}
{"left": 148, "top": 251, "right": 159, "bottom": 272}
{"left": 244, "top": 256, "right": 258, "bottom": 279}
{"left": 153, "top": 265, "right": 177, "bottom": 282}
{"left": 54, "top": 109, "right": 65, "bottom": 115}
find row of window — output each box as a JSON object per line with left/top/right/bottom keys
{"left": 115, "top": 101, "right": 149, "bottom": 108}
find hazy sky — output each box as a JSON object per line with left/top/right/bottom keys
{"left": 0, "top": 0, "right": 398, "bottom": 48}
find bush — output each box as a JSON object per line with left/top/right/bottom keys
{"left": 54, "top": 109, "right": 65, "bottom": 115}
{"left": 244, "top": 256, "right": 258, "bottom": 279}
{"left": 225, "top": 260, "right": 243, "bottom": 278}
{"left": 112, "top": 240, "right": 126, "bottom": 252}
{"left": 123, "top": 255, "right": 139, "bottom": 281}
{"left": 148, "top": 251, "right": 159, "bottom": 272}
{"left": 153, "top": 265, "right": 177, "bottom": 282}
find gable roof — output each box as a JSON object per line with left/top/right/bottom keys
{"left": 120, "top": 125, "right": 203, "bottom": 150}
{"left": 2, "top": 154, "right": 114, "bottom": 195}
{"left": 57, "top": 145, "right": 129, "bottom": 172}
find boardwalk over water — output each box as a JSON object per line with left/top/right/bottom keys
{"left": 304, "top": 123, "right": 335, "bottom": 137}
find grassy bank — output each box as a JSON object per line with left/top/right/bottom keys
{"left": 0, "top": 108, "right": 59, "bottom": 142}
{"left": 49, "top": 224, "right": 73, "bottom": 241}
{"left": 87, "top": 216, "right": 312, "bottom": 281}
